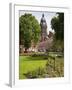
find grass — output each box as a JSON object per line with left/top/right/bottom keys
{"left": 19, "top": 56, "right": 47, "bottom": 79}
{"left": 19, "top": 54, "right": 64, "bottom": 79}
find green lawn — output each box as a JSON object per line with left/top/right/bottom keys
{"left": 19, "top": 56, "right": 47, "bottom": 79}
{"left": 19, "top": 55, "right": 64, "bottom": 79}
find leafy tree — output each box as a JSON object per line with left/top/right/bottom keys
{"left": 19, "top": 13, "right": 41, "bottom": 52}
{"left": 51, "top": 13, "right": 64, "bottom": 52}
{"left": 51, "top": 13, "right": 64, "bottom": 40}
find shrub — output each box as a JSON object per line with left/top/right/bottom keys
{"left": 25, "top": 71, "right": 32, "bottom": 78}
{"left": 31, "top": 70, "right": 38, "bottom": 78}
{"left": 24, "top": 67, "right": 47, "bottom": 78}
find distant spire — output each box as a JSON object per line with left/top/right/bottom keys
{"left": 42, "top": 13, "right": 44, "bottom": 17}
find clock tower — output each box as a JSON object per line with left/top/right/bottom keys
{"left": 40, "top": 14, "right": 47, "bottom": 41}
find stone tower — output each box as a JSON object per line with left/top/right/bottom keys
{"left": 40, "top": 14, "right": 47, "bottom": 41}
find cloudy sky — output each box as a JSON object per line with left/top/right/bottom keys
{"left": 19, "top": 11, "right": 57, "bottom": 34}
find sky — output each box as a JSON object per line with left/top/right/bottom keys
{"left": 19, "top": 11, "right": 57, "bottom": 34}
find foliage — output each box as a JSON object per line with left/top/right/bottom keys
{"left": 25, "top": 67, "right": 46, "bottom": 79}
{"left": 51, "top": 13, "right": 64, "bottom": 52}
{"left": 51, "top": 13, "right": 64, "bottom": 40}
{"left": 19, "top": 13, "right": 41, "bottom": 50}
{"left": 52, "top": 39, "right": 64, "bottom": 52}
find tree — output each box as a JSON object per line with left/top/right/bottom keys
{"left": 51, "top": 13, "right": 64, "bottom": 52}
{"left": 19, "top": 13, "right": 41, "bottom": 52}
{"left": 51, "top": 13, "right": 64, "bottom": 40}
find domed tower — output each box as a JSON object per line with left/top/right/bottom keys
{"left": 40, "top": 14, "right": 47, "bottom": 41}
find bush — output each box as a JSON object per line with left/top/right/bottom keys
{"left": 31, "top": 70, "right": 38, "bottom": 78}
{"left": 24, "top": 67, "right": 47, "bottom": 78}
{"left": 25, "top": 71, "right": 32, "bottom": 78}
{"left": 31, "top": 54, "right": 37, "bottom": 57}
{"left": 37, "top": 67, "right": 44, "bottom": 75}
